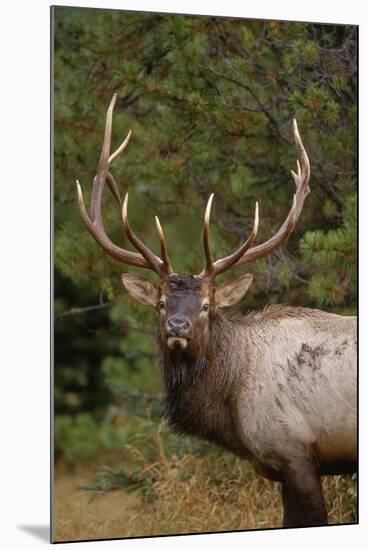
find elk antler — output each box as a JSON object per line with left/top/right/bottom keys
{"left": 75, "top": 94, "right": 172, "bottom": 278}
{"left": 199, "top": 119, "right": 310, "bottom": 280}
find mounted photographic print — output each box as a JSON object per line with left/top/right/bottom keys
{"left": 52, "top": 5, "right": 358, "bottom": 543}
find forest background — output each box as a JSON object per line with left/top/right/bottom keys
{"left": 53, "top": 7, "right": 357, "bottom": 541}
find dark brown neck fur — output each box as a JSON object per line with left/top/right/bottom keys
{"left": 156, "top": 314, "right": 249, "bottom": 457}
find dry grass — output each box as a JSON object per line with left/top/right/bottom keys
{"left": 53, "top": 435, "right": 357, "bottom": 542}
{"left": 53, "top": 457, "right": 141, "bottom": 542}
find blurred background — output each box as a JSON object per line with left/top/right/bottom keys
{"left": 53, "top": 7, "right": 357, "bottom": 542}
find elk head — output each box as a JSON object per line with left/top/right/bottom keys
{"left": 76, "top": 94, "right": 310, "bottom": 357}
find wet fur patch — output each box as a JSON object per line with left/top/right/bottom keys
{"left": 294, "top": 343, "right": 330, "bottom": 372}
{"left": 334, "top": 339, "right": 349, "bottom": 356}
{"left": 275, "top": 396, "right": 285, "bottom": 411}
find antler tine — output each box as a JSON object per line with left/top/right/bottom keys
{"left": 76, "top": 180, "right": 148, "bottom": 267}
{"left": 199, "top": 200, "right": 259, "bottom": 279}
{"left": 75, "top": 94, "right": 168, "bottom": 273}
{"left": 229, "top": 118, "right": 310, "bottom": 269}
{"left": 99, "top": 93, "right": 132, "bottom": 169}
{"left": 197, "top": 119, "right": 310, "bottom": 279}
{"left": 122, "top": 194, "right": 171, "bottom": 277}
{"left": 91, "top": 95, "right": 130, "bottom": 220}
{"left": 97, "top": 93, "right": 116, "bottom": 172}
{"left": 106, "top": 172, "right": 122, "bottom": 205}
{"left": 293, "top": 118, "right": 310, "bottom": 193}
{"left": 202, "top": 193, "right": 215, "bottom": 276}
{"left": 155, "top": 216, "right": 173, "bottom": 273}
{"left": 76, "top": 179, "right": 92, "bottom": 229}
{"left": 105, "top": 131, "right": 133, "bottom": 206}
{"left": 109, "top": 129, "right": 132, "bottom": 165}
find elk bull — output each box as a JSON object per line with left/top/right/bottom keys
{"left": 76, "top": 94, "right": 357, "bottom": 528}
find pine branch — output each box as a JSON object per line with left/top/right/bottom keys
{"left": 55, "top": 301, "right": 114, "bottom": 320}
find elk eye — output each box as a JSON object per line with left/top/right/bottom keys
{"left": 202, "top": 303, "right": 210, "bottom": 311}
{"left": 158, "top": 301, "right": 165, "bottom": 310}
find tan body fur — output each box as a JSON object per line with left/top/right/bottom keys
{"left": 231, "top": 306, "right": 357, "bottom": 479}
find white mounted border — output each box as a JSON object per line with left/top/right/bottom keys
{"left": 1, "top": 1, "right": 366, "bottom": 549}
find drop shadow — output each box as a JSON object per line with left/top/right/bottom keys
{"left": 18, "top": 525, "right": 50, "bottom": 543}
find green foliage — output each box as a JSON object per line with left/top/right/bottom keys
{"left": 53, "top": 8, "right": 357, "bottom": 465}
{"left": 300, "top": 195, "right": 357, "bottom": 306}
{"left": 79, "top": 465, "right": 150, "bottom": 495}
{"left": 54, "top": 414, "right": 137, "bottom": 463}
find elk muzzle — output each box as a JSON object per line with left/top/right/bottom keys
{"left": 165, "top": 316, "right": 191, "bottom": 350}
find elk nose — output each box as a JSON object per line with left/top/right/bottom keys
{"left": 167, "top": 317, "right": 190, "bottom": 335}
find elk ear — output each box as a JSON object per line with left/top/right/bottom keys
{"left": 215, "top": 274, "right": 253, "bottom": 308}
{"left": 121, "top": 274, "right": 159, "bottom": 307}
